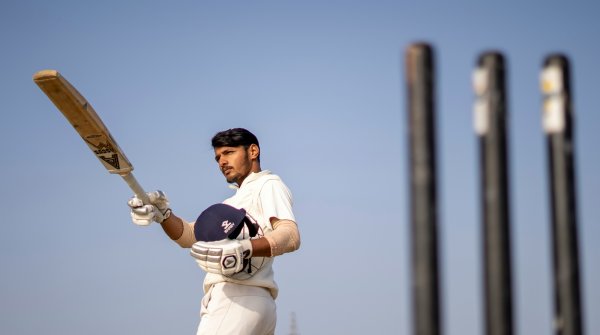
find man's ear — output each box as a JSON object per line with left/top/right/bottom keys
{"left": 248, "top": 144, "right": 260, "bottom": 160}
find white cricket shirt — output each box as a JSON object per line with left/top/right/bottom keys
{"left": 203, "top": 170, "right": 295, "bottom": 299}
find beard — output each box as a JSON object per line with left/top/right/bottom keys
{"left": 222, "top": 152, "right": 252, "bottom": 185}
{"left": 225, "top": 172, "right": 240, "bottom": 184}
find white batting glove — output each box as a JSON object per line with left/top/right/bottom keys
{"left": 190, "top": 239, "right": 253, "bottom": 276}
{"left": 127, "top": 191, "right": 171, "bottom": 226}
{"left": 146, "top": 190, "right": 170, "bottom": 213}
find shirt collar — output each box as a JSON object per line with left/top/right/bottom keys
{"left": 228, "top": 170, "right": 271, "bottom": 190}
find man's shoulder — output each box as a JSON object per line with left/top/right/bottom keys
{"left": 250, "top": 172, "right": 291, "bottom": 195}
{"left": 252, "top": 170, "right": 284, "bottom": 184}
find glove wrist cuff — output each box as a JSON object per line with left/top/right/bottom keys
{"left": 160, "top": 208, "right": 172, "bottom": 223}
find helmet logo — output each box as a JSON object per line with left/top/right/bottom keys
{"left": 221, "top": 220, "right": 235, "bottom": 234}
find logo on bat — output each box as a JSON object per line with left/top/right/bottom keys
{"left": 84, "top": 138, "right": 121, "bottom": 169}
{"left": 100, "top": 154, "right": 121, "bottom": 169}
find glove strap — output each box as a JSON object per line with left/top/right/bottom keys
{"left": 160, "top": 208, "right": 172, "bottom": 222}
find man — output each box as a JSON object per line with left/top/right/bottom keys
{"left": 128, "top": 128, "right": 301, "bottom": 335}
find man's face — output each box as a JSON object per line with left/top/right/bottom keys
{"left": 214, "top": 146, "right": 254, "bottom": 185}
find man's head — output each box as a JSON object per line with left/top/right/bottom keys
{"left": 212, "top": 128, "right": 261, "bottom": 185}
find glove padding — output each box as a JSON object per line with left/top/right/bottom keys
{"left": 190, "top": 239, "right": 253, "bottom": 276}
{"left": 128, "top": 190, "right": 171, "bottom": 226}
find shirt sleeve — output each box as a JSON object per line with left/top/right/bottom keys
{"left": 174, "top": 219, "right": 196, "bottom": 248}
{"left": 258, "top": 179, "right": 295, "bottom": 223}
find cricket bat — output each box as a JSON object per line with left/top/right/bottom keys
{"left": 33, "top": 70, "right": 150, "bottom": 204}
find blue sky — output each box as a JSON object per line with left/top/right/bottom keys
{"left": 1, "top": 1, "right": 599, "bottom": 334}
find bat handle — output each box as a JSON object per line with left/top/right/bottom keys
{"left": 121, "top": 173, "right": 151, "bottom": 204}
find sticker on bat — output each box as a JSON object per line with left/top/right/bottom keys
{"left": 100, "top": 154, "right": 121, "bottom": 170}
{"left": 84, "top": 138, "right": 121, "bottom": 170}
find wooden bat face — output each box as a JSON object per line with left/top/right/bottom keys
{"left": 33, "top": 70, "right": 134, "bottom": 175}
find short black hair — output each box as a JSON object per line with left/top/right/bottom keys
{"left": 211, "top": 128, "right": 260, "bottom": 160}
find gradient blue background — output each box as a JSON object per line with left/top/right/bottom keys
{"left": 1, "top": 1, "right": 598, "bottom": 334}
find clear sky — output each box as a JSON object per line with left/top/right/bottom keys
{"left": 1, "top": 1, "right": 599, "bottom": 334}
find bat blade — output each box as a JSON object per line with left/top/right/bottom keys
{"left": 34, "top": 70, "right": 149, "bottom": 203}
{"left": 33, "top": 70, "right": 133, "bottom": 175}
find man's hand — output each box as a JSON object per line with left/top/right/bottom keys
{"left": 127, "top": 190, "right": 171, "bottom": 226}
{"left": 190, "top": 239, "right": 253, "bottom": 276}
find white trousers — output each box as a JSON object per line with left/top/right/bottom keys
{"left": 197, "top": 282, "right": 276, "bottom": 335}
